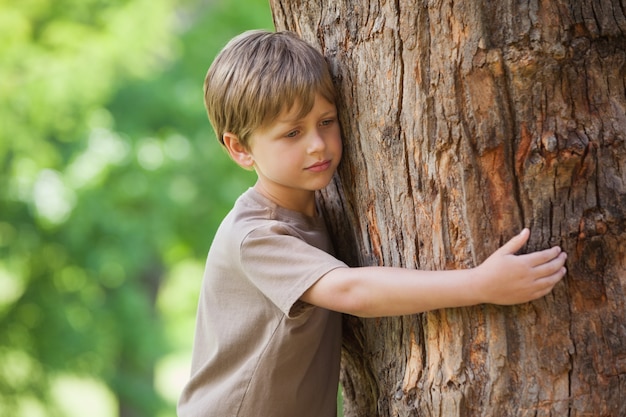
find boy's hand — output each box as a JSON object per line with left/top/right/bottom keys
{"left": 474, "top": 228, "right": 567, "bottom": 305}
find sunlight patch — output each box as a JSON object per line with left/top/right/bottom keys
{"left": 0, "top": 264, "right": 24, "bottom": 309}
{"left": 51, "top": 374, "right": 117, "bottom": 417}
{"left": 66, "top": 127, "right": 130, "bottom": 189}
{"left": 137, "top": 137, "right": 164, "bottom": 170}
{"left": 155, "top": 352, "right": 192, "bottom": 404}
{"left": 33, "top": 169, "right": 76, "bottom": 225}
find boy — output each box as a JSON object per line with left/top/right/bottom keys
{"left": 178, "top": 30, "right": 567, "bottom": 417}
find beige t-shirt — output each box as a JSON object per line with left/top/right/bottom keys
{"left": 178, "top": 188, "right": 348, "bottom": 417}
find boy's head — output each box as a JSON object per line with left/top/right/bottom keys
{"left": 204, "top": 30, "right": 336, "bottom": 149}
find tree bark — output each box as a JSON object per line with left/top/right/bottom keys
{"left": 270, "top": 1, "right": 626, "bottom": 416}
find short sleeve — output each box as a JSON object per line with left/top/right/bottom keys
{"left": 239, "top": 223, "right": 347, "bottom": 317}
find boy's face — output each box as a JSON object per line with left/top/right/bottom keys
{"left": 246, "top": 94, "right": 342, "bottom": 205}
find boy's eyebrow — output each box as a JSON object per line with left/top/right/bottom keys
{"left": 277, "top": 109, "right": 337, "bottom": 125}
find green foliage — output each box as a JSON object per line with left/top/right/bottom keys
{"left": 0, "top": 0, "right": 273, "bottom": 415}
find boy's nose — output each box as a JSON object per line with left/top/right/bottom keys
{"left": 307, "top": 130, "right": 326, "bottom": 153}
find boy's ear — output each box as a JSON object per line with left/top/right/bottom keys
{"left": 223, "top": 132, "right": 254, "bottom": 169}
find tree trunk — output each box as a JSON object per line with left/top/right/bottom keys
{"left": 270, "top": 1, "right": 626, "bottom": 416}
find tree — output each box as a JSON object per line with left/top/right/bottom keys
{"left": 270, "top": 1, "right": 626, "bottom": 416}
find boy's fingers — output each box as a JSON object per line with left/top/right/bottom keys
{"left": 521, "top": 246, "right": 565, "bottom": 267}
{"left": 531, "top": 252, "right": 568, "bottom": 277}
{"left": 535, "top": 267, "right": 567, "bottom": 294}
{"left": 498, "top": 228, "right": 530, "bottom": 255}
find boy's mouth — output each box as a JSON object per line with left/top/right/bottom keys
{"left": 305, "top": 160, "right": 332, "bottom": 172}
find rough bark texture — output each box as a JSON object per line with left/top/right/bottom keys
{"left": 270, "top": 1, "right": 626, "bottom": 416}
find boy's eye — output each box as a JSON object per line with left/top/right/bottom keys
{"left": 320, "top": 118, "right": 335, "bottom": 127}
{"left": 285, "top": 130, "right": 299, "bottom": 138}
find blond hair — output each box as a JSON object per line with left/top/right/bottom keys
{"left": 204, "top": 30, "right": 336, "bottom": 148}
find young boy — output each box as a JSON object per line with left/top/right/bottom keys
{"left": 177, "top": 30, "right": 568, "bottom": 417}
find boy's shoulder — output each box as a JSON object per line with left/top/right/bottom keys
{"left": 214, "top": 188, "right": 329, "bottom": 251}
{"left": 228, "top": 188, "right": 323, "bottom": 229}
{"left": 215, "top": 188, "right": 291, "bottom": 243}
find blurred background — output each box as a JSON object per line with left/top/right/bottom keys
{"left": 0, "top": 0, "right": 272, "bottom": 416}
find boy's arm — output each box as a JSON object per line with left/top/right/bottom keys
{"left": 301, "top": 229, "right": 567, "bottom": 317}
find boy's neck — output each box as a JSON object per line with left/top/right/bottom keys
{"left": 253, "top": 182, "right": 317, "bottom": 217}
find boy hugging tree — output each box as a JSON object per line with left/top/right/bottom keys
{"left": 177, "top": 30, "right": 568, "bottom": 417}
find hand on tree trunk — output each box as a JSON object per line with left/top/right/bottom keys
{"left": 472, "top": 228, "right": 567, "bottom": 305}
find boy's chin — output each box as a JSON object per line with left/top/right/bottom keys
{"left": 313, "top": 178, "right": 335, "bottom": 191}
